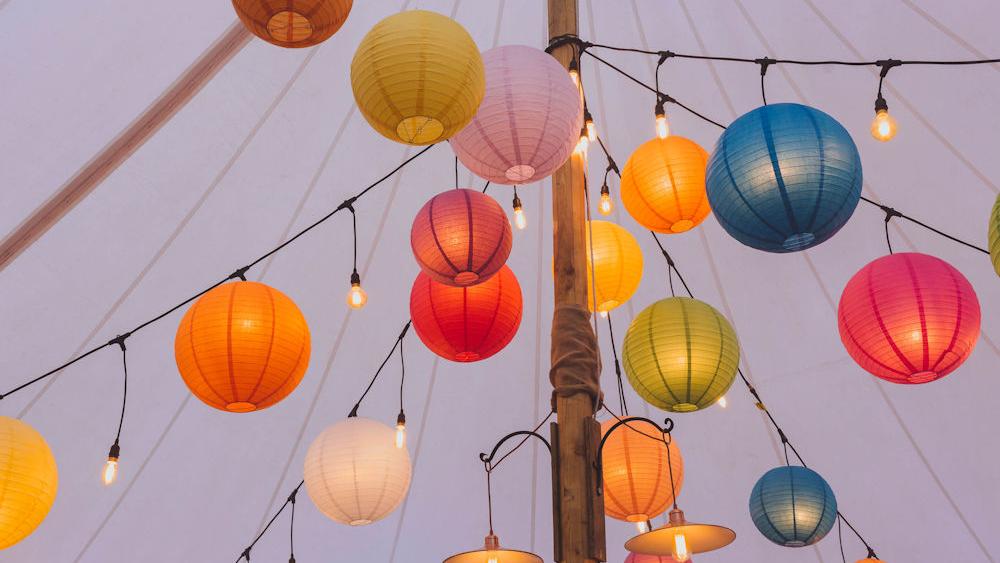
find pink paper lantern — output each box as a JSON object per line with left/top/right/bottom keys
{"left": 625, "top": 553, "right": 686, "bottom": 563}
{"left": 451, "top": 45, "right": 583, "bottom": 185}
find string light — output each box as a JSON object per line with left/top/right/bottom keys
{"left": 598, "top": 182, "right": 613, "bottom": 216}
{"left": 346, "top": 269, "right": 367, "bottom": 309}
{"left": 575, "top": 126, "right": 589, "bottom": 155}
{"left": 102, "top": 443, "right": 120, "bottom": 486}
{"left": 584, "top": 106, "right": 597, "bottom": 142}
{"left": 568, "top": 56, "right": 580, "bottom": 89}
{"left": 654, "top": 99, "right": 669, "bottom": 139}
{"left": 871, "top": 94, "right": 897, "bottom": 142}
{"left": 512, "top": 186, "right": 527, "bottom": 230}
{"left": 103, "top": 335, "right": 128, "bottom": 487}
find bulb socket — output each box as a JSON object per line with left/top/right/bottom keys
{"left": 512, "top": 194, "right": 523, "bottom": 211}
{"left": 874, "top": 94, "right": 888, "bottom": 113}
{"left": 600, "top": 183, "right": 610, "bottom": 197}
{"left": 108, "top": 442, "right": 120, "bottom": 461}
{"left": 668, "top": 507, "right": 687, "bottom": 526}
{"left": 350, "top": 270, "right": 361, "bottom": 285}
{"left": 483, "top": 534, "right": 500, "bottom": 551}
{"left": 396, "top": 412, "right": 406, "bottom": 426}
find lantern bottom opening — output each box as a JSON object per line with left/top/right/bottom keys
{"left": 908, "top": 370, "right": 938, "bottom": 384}
{"left": 671, "top": 403, "right": 698, "bottom": 412}
{"left": 454, "top": 271, "right": 480, "bottom": 285}
{"left": 266, "top": 11, "right": 314, "bottom": 44}
{"left": 455, "top": 351, "right": 482, "bottom": 362}
{"left": 598, "top": 300, "right": 620, "bottom": 312}
{"left": 626, "top": 514, "right": 650, "bottom": 523}
{"left": 785, "top": 540, "right": 806, "bottom": 547}
{"left": 226, "top": 402, "right": 257, "bottom": 413}
{"left": 505, "top": 164, "right": 536, "bottom": 182}
{"left": 350, "top": 519, "right": 373, "bottom": 526}
{"left": 396, "top": 116, "right": 444, "bottom": 144}
{"left": 670, "top": 220, "right": 694, "bottom": 233}
{"left": 782, "top": 233, "right": 816, "bottom": 250}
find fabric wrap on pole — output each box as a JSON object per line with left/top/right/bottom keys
{"left": 549, "top": 304, "right": 602, "bottom": 408}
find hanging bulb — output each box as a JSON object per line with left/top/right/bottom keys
{"left": 673, "top": 531, "right": 691, "bottom": 562}
{"left": 870, "top": 95, "right": 897, "bottom": 142}
{"left": 655, "top": 100, "right": 670, "bottom": 139}
{"left": 575, "top": 127, "right": 589, "bottom": 156}
{"left": 598, "top": 183, "right": 613, "bottom": 216}
{"left": 395, "top": 412, "right": 407, "bottom": 449}
{"left": 346, "top": 270, "right": 368, "bottom": 309}
{"left": 636, "top": 520, "right": 650, "bottom": 534}
{"left": 584, "top": 108, "right": 597, "bottom": 142}
{"left": 102, "top": 443, "right": 120, "bottom": 486}
{"left": 717, "top": 395, "right": 728, "bottom": 408}
{"left": 568, "top": 58, "right": 580, "bottom": 89}
{"left": 512, "top": 193, "right": 527, "bottom": 230}
{"left": 599, "top": 310, "right": 608, "bottom": 319}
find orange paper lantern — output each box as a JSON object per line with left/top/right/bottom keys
{"left": 601, "top": 419, "right": 683, "bottom": 523}
{"left": 232, "top": 0, "right": 353, "bottom": 48}
{"left": 620, "top": 136, "right": 710, "bottom": 234}
{"left": 411, "top": 189, "right": 512, "bottom": 286}
{"left": 410, "top": 265, "right": 522, "bottom": 362}
{"left": 175, "top": 281, "right": 311, "bottom": 412}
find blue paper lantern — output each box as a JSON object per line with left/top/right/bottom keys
{"left": 749, "top": 466, "right": 838, "bottom": 547}
{"left": 706, "top": 103, "right": 862, "bottom": 252}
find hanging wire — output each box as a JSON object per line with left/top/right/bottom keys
{"left": 483, "top": 461, "right": 495, "bottom": 535}
{"left": 235, "top": 481, "right": 305, "bottom": 563}
{"left": 605, "top": 313, "right": 628, "bottom": 416}
{"left": 112, "top": 335, "right": 128, "bottom": 448}
{"left": 837, "top": 516, "right": 848, "bottom": 563}
{"left": 484, "top": 410, "right": 555, "bottom": 472}
{"left": 859, "top": 195, "right": 988, "bottom": 255}
{"left": 482, "top": 180, "right": 490, "bottom": 194}
{"left": 348, "top": 204, "right": 359, "bottom": 274}
{"left": 454, "top": 155, "right": 459, "bottom": 189}
{"left": 757, "top": 58, "right": 774, "bottom": 105}
{"left": 288, "top": 489, "right": 297, "bottom": 563}
{"left": 348, "top": 320, "right": 412, "bottom": 418}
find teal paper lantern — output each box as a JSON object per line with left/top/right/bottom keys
{"left": 706, "top": 103, "right": 862, "bottom": 252}
{"left": 749, "top": 466, "right": 837, "bottom": 547}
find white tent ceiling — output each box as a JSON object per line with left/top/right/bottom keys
{"left": 1, "top": 1, "right": 999, "bottom": 562}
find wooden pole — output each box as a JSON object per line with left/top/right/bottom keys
{"left": 548, "top": 1, "right": 605, "bottom": 561}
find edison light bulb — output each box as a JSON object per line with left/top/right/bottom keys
{"left": 346, "top": 282, "right": 367, "bottom": 309}
{"left": 717, "top": 395, "right": 728, "bottom": 408}
{"left": 395, "top": 412, "right": 407, "bottom": 449}
{"left": 598, "top": 187, "right": 613, "bottom": 216}
{"left": 512, "top": 194, "right": 527, "bottom": 230}
{"left": 656, "top": 112, "right": 670, "bottom": 139}
{"left": 487, "top": 554, "right": 499, "bottom": 563}
{"left": 575, "top": 133, "right": 589, "bottom": 156}
{"left": 673, "top": 532, "right": 691, "bottom": 562}
{"left": 102, "top": 458, "right": 119, "bottom": 486}
{"left": 870, "top": 109, "right": 897, "bottom": 142}
{"left": 585, "top": 115, "right": 597, "bottom": 143}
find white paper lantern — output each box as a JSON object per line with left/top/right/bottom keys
{"left": 303, "top": 417, "right": 412, "bottom": 526}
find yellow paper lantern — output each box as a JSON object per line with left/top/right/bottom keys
{"left": 586, "top": 220, "right": 643, "bottom": 313}
{"left": 989, "top": 194, "right": 1000, "bottom": 277}
{"left": 601, "top": 419, "right": 683, "bottom": 523}
{"left": 620, "top": 136, "right": 710, "bottom": 234}
{"left": 351, "top": 10, "right": 485, "bottom": 145}
{"left": 0, "top": 417, "right": 58, "bottom": 549}
{"left": 622, "top": 297, "right": 739, "bottom": 413}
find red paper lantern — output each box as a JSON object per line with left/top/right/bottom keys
{"left": 838, "top": 252, "right": 980, "bottom": 384}
{"left": 410, "top": 265, "right": 522, "bottom": 362}
{"left": 411, "top": 189, "right": 513, "bottom": 286}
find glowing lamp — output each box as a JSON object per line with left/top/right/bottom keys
{"left": 174, "top": 281, "right": 311, "bottom": 412}
{"left": 411, "top": 189, "right": 513, "bottom": 286}
{"left": 304, "top": 417, "right": 411, "bottom": 526}
{"left": 601, "top": 419, "right": 683, "bottom": 523}
{"left": 749, "top": 466, "right": 837, "bottom": 547}
{"left": 351, "top": 10, "right": 485, "bottom": 145}
{"left": 410, "top": 265, "right": 522, "bottom": 362}
{"left": 586, "top": 220, "right": 643, "bottom": 313}
{"left": 444, "top": 533, "right": 542, "bottom": 563}
{"left": 451, "top": 45, "right": 582, "bottom": 184}
{"left": 620, "top": 136, "right": 710, "bottom": 234}
{"left": 706, "top": 103, "right": 862, "bottom": 252}
{"left": 626, "top": 508, "right": 735, "bottom": 560}
{"left": 838, "top": 253, "right": 980, "bottom": 384}
{"left": 622, "top": 297, "right": 739, "bottom": 413}
{"left": 0, "top": 417, "right": 58, "bottom": 550}
{"left": 232, "top": 0, "right": 352, "bottom": 48}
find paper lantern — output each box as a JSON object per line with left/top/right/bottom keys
{"left": 410, "top": 189, "right": 512, "bottom": 286}
{"left": 410, "top": 265, "right": 522, "bottom": 362}
{"left": 622, "top": 297, "right": 739, "bottom": 413}
{"left": 0, "top": 417, "right": 58, "bottom": 549}
{"left": 749, "top": 466, "right": 837, "bottom": 547}
{"left": 838, "top": 252, "right": 980, "bottom": 384}
{"left": 601, "top": 419, "right": 683, "bottom": 523}
{"left": 351, "top": 10, "right": 485, "bottom": 145}
{"left": 232, "top": 0, "right": 352, "bottom": 48}
{"left": 625, "top": 553, "right": 686, "bottom": 563}
{"left": 706, "top": 103, "right": 862, "bottom": 252}
{"left": 451, "top": 45, "right": 582, "bottom": 184}
{"left": 620, "top": 136, "right": 710, "bottom": 234}
{"left": 989, "top": 194, "right": 1000, "bottom": 277}
{"left": 586, "top": 220, "right": 643, "bottom": 313}
{"left": 175, "top": 281, "right": 311, "bottom": 412}
{"left": 304, "top": 417, "right": 411, "bottom": 525}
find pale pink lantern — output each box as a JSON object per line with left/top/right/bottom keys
{"left": 451, "top": 44, "right": 583, "bottom": 184}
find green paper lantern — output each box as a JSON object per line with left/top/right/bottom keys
{"left": 989, "top": 194, "right": 1000, "bottom": 277}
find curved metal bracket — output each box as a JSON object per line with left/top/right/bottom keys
{"left": 480, "top": 430, "right": 552, "bottom": 466}
{"left": 595, "top": 416, "right": 674, "bottom": 495}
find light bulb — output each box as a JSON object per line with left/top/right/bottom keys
{"left": 673, "top": 532, "right": 691, "bottom": 562}
{"left": 656, "top": 113, "right": 670, "bottom": 139}
{"left": 487, "top": 554, "right": 499, "bottom": 563}
{"left": 870, "top": 109, "right": 897, "bottom": 142}
{"left": 598, "top": 188, "right": 613, "bottom": 216}
{"left": 599, "top": 310, "right": 608, "bottom": 319}
{"left": 512, "top": 194, "right": 527, "bottom": 230}
{"left": 586, "top": 117, "right": 597, "bottom": 143}
{"left": 717, "top": 395, "right": 728, "bottom": 408}
{"left": 575, "top": 133, "right": 589, "bottom": 156}
{"left": 395, "top": 412, "right": 406, "bottom": 449}
{"left": 347, "top": 282, "right": 367, "bottom": 309}
{"left": 636, "top": 521, "right": 649, "bottom": 533}
{"left": 102, "top": 458, "right": 119, "bottom": 486}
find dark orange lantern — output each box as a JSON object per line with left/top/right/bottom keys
{"left": 411, "top": 189, "right": 513, "bottom": 287}
{"left": 232, "top": 0, "right": 353, "bottom": 48}
{"left": 409, "top": 265, "right": 522, "bottom": 362}
{"left": 838, "top": 252, "right": 980, "bottom": 384}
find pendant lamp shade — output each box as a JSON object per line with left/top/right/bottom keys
{"left": 410, "top": 265, "right": 522, "bottom": 362}
{"left": 601, "top": 419, "right": 683, "bottom": 523}
{"left": 620, "top": 136, "right": 710, "bottom": 234}
{"left": 410, "top": 189, "right": 512, "bottom": 286}
{"left": 838, "top": 252, "right": 980, "bottom": 384}
{"left": 351, "top": 10, "right": 485, "bottom": 145}
{"left": 749, "top": 466, "right": 838, "bottom": 547}
{"left": 625, "top": 554, "right": 686, "bottom": 563}
{"left": 988, "top": 194, "right": 1000, "bottom": 277}
{"left": 586, "top": 220, "right": 643, "bottom": 313}
{"left": 0, "top": 417, "right": 58, "bottom": 550}
{"left": 622, "top": 297, "right": 739, "bottom": 413}
{"left": 232, "top": 0, "right": 353, "bottom": 48}
{"left": 706, "top": 103, "right": 862, "bottom": 252}
{"left": 174, "top": 282, "right": 311, "bottom": 413}
{"left": 303, "top": 417, "right": 411, "bottom": 526}
{"left": 444, "top": 534, "right": 543, "bottom": 563}
{"left": 451, "top": 45, "right": 583, "bottom": 184}
{"left": 625, "top": 508, "right": 735, "bottom": 558}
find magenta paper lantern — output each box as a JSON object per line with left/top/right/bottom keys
{"left": 451, "top": 45, "right": 582, "bottom": 184}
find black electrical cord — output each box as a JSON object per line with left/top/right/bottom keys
{"left": 348, "top": 320, "right": 412, "bottom": 418}
{"left": 605, "top": 312, "right": 628, "bottom": 417}
{"left": 859, "top": 196, "right": 988, "bottom": 255}
{"left": 236, "top": 481, "right": 305, "bottom": 563}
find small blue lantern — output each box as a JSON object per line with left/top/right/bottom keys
{"left": 749, "top": 466, "right": 838, "bottom": 547}
{"left": 706, "top": 103, "right": 862, "bottom": 252}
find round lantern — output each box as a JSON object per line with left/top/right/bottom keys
{"left": 232, "top": 0, "right": 352, "bottom": 48}
{"left": 0, "top": 417, "right": 58, "bottom": 549}
{"left": 410, "top": 265, "right": 522, "bottom": 362}
{"left": 749, "top": 466, "right": 837, "bottom": 547}
{"left": 620, "top": 136, "right": 710, "bottom": 234}
{"left": 988, "top": 194, "right": 1000, "bottom": 278}
{"left": 625, "top": 553, "right": 686, "bottom": 563}
{"left": 304, "top": 417, "right": 411, "bottom": 525}
{"left": 586, "top": 220, "right": 643, "bottom": 313}
{"left": 451, "top": 45, "right": 582, "bottom": 184}
{"left": 351, "top": 10, "right": 485, "bottom": 145}
{"left": 838, "top": 252, "right": 980, "bottom": 384}
{"left": 410, "top": 189, "right": 512, "bottom": 286}
{"left": 622, "top": 297, "right": 739, "bottom": 413}
{"left": 174, "top": 281, "right": 311, "bottom": 412}
{"left": 706, "top": 103, "right": 862, "bottom": 252}
{"left": 601, "top": 419, "right": 683, "bottom": 523}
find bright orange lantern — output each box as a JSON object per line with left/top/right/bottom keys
{"left": 601, "top": 419, "right": 683, "bottom": 523}
{"left": 232, "top": 0, "right": 353, "bottom": 48}
{"left": 620, "top": 136, "right": 710, "bottom": 234}
{"left": 174, "top": 281, "right": 311, "bottom": 412}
